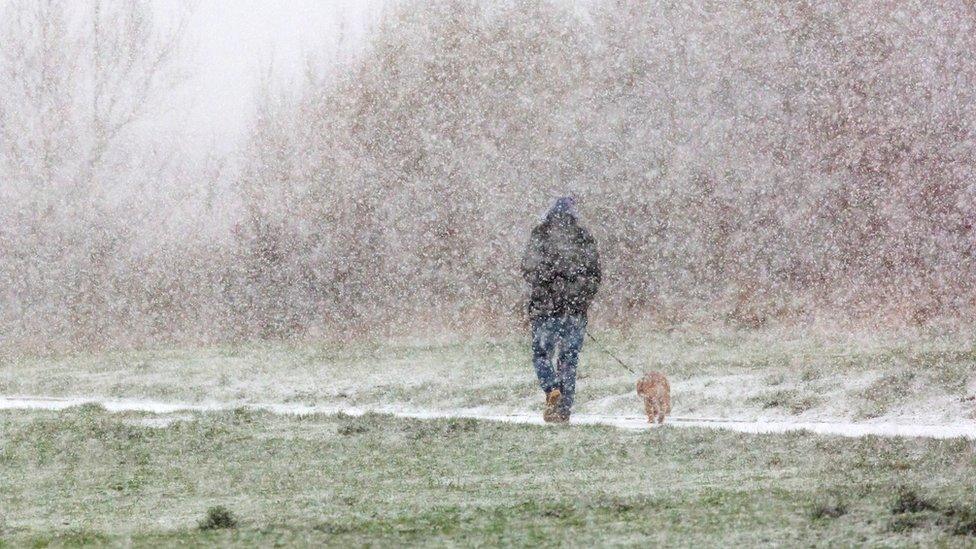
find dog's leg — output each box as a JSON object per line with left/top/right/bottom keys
{"left": 659, "top": 393, "right": 669, "bottom": 424}
{"left": 643, "top": 399, "right": 656, "bottom": 424}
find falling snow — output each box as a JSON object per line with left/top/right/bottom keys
{"left": 2, "top": 1, "right": 975, "bottom": 354}
{"left": 4, "top": 3, "right": 976, "bottom": 545}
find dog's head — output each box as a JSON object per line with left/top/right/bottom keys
{"left": 636, "top": 372, "right": 665, "bottom": 397}
{"left": 636, "top": 376, "right": 652, "bottom": 397}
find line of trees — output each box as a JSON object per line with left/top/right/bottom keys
{"left": 3, "top": 0, "right": 976, "bottom": 354}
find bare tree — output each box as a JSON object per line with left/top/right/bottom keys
{"left": 0, "top": 0, "right": 188, "bottom": 190}
{"left": 235, "top": 0, "right": 976, "bottom": 336}
{"left": 0, "top": 0, "right": 192, "bottom": 352}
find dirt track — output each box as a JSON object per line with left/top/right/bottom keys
{"left": 2, "top": 395, "right": 975, "bottom": 439}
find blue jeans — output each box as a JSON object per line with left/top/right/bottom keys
{"left": 532, "top": 314, "right": 586, "bottom": 415}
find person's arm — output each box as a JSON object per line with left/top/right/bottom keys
{"left": 521, "top": 228, "right": 545, "bottom": 285}
{"left": 581, "top": 231, "right": 601, "bottom": 299}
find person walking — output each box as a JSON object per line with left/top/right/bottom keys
{"left": 521, "top": 197, "right": 601, "bottom": 423}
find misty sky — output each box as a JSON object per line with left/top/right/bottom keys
{"left": 174, "top": 0, "right": 384, "bottom": 151}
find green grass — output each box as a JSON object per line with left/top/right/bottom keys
{"left": 857, "top": 371, "right": 918, "bottom": 419}
{"left": 749, "top": 389, "right": 821, "bottom": 415}
{"left": 2, "top": 407, "right": 976, "bottom": 546}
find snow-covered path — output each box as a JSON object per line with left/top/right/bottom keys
{"left": 2, "top": 395, "right": 975, "bottom": 439}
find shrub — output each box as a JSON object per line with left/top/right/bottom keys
{"left": 945, "top": 505, "right": 976, "bottom": 536}
{"left": 338, "top": 414, "right": 387, "bottom": 436}
{"left": 751, "top": 390, "right": 820, "bottom": 415}
{"left": 810, "top": 501, "right": 848, "bottom": 520}
{"left": 199, "top": 506, "right": 238, "bottom": 530}
{"left": 337, "top": 423, "right": 369, "bottom": 436}
{"left": 891, "top": 489, "right": 938, "bottom": 515}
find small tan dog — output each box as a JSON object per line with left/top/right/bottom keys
{"left": 636, "top": 371, "right": 671, "bottom": 424}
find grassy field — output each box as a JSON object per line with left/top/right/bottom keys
{"left": 2, "top": 406, "right": 976, "bottom": 546}
{"left": 2, "top": 327, "right": 975, "bottom": 422}
{"left": 3, "top": 326, "right": 976, "bottom": 546}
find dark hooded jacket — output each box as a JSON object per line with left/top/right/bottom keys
{"left": 521, "top": 210, "right": 601, "bottom": 319}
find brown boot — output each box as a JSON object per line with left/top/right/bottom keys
{"left": 543, "top": 389, "right": 564, "bottom": 423}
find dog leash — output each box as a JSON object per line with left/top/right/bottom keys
{"left": 585, "top": 331, "right": 637, "bottom": 374}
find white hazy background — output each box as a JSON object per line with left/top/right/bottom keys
{"left": 174, "top": 0, "right": 383, "bottom": 152}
